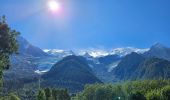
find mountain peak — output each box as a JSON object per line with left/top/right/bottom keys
{"left": 83, "top": 52, "right": 92, "bottom": 58}
{"left": 17, "top": 36, "right": 48, "bottom": 57}
{"left": 144, "top": 43, "right": 170, "bottom": 61}
{"left": 151, "top": 42, "right": 166, "bottom": 49}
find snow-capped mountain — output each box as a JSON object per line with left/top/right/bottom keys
{"left": 44, "top": 47, "right": 149, "bottom": 58}
{"left": 110, "top": 47, "right": 149, "bottom": 57}
{"left": 78, "top": 49, "right": 109, "bottom": 58}
{"left": 79, "top": 47, "right": 148, "bottom": 58}
{"left": 43, "top": 49, "right": 75, "bottom": 57}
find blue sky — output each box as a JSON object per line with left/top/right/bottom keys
{"left": 0, "top": 0, "right": 170, "bottom": 49}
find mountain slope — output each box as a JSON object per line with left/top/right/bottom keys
{"left": 112, "top": 52, "right": 145, "bottom": 80}
{"left": 98, "top": 54, "right": 121, "bottom": 65}
{"left": 133, "top": 58, "right": 170, "bottom": 80}
{"left": 5, "top": 36, "right": 49, "bottom": 80}
{"left": 112, "top": 52, "right": 170, "bottom": 81}
{"left": 17, "top": 36, "right": 48, "bottom": 57}
{"left": 4, "top": 36, "right": 48, "bottom": 77}
{"left": 3, "top": 36, "right": 50, "bottom": 90}
{"left": 144, "top": 43, "right": 170, "bottom": 61}
{"left": 42, "top": 55, "right": 102, "bottom": 92}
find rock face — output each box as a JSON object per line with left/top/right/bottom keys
{"left": 42, "top": 55, "right": 102, "bottom": 92}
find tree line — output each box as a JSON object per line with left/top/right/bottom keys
{"left": 36, "top": 80, "right": 170, "bottom": 100}
{"left": 37, "top": 88, "right": 70, "bottom": 100}
{"left": 75, "top": 80, "right": 170, "bottom": 100}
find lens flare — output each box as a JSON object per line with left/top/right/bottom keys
{"left": 48, "top": 0, "right": 60, "bottom": 12}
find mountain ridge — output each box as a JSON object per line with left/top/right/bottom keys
{"left": 112, "top": 43, "right": 170, "bottom": 81}
{"left": 44, "top": 47, "right": 149, "bottom": 58}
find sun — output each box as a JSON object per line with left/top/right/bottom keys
{"left": 48, "top": 0, "right": 60, "bottom": 12}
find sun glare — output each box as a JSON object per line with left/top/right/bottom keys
{"left": 48, "top": 0, "right": 60, "bottom": 12}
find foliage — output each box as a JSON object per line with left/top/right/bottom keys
{"left": 44, "top": 88, "right": 52, "bottom": 100}
{"left": 0, "top": 15, "right": 19, "bottom": 89}
{"left": 0, "top": 15, "right": 19, "bottom": 70}
{"left": 146, "top": 90, "right": 162, "bottom": 100}
{"left": 129, "top": 92, "right": 146, "bottom": 100}
{"left": 161, "top": 85, "right": 170, "bottom": 100}
{"left": 123, "top": 80, "right": 170, "bottom": 95}
{"left": 9, "top": 93, "right": 21, "bottom": 100}
{"left": 37, "top": 90, "right": 46, "bottom": 100}
{"left": 0, "top": 93, "right": 20, "bottom": 100}
{"left": 76, "top": 84, "right": 126, "bottom": 100}
{"left": 0, "top": 15, "right": 20, "bottom": 99}
{"left": 37, "top": 88, "right": 71, "bottom": 100}
{"left": 75, "top": 80, "right": 170, "bottom": 100}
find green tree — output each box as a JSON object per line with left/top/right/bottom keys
{"left": 76, "top": 84, "right": 125, "bottom": 100}
{"left": 44, "top": 88, "right": 52, "bottom": 100}
{"left": 146, "top": 90, "right": 162, "bottom": 100}
{"left": 37, "top": 90, "right": 46, "bottom": 100}
{"left": 9, "top": 93, "right": 20, "bottom": 100}
{"left": 0, "top": 15, "right": 19, "bottom": 88}
{"left": 0, "top": 93, "right": 20, "bottom": 100}
{"left": 52, "top": 89, "right": 58, "bottom": 100}
{"left": 37, "top": 88, "right": 71, "bottom": 100}
{"left": 63, "top": 89, "right": 70, "bottom": 100}
{"left": 162, "top": 85, "right": 170, "bottom": 100}
{"left": 129, "top": 92, "right": 146, "bottom": 100}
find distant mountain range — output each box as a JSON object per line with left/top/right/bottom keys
{"left": 43, "top": 49, "right": 74, "bottom": 57}
{"left": 4, "top": 36, "right": 170, "bottom": 92}
{"left": 44, "top": 47, "right": 149, "bottom": 58}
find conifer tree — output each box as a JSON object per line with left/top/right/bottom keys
{"left": 37, "top": 90, "right": 46, "bottom": 100}
{"left": 0, "top": 15, "right": 19, "bottom": 88}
